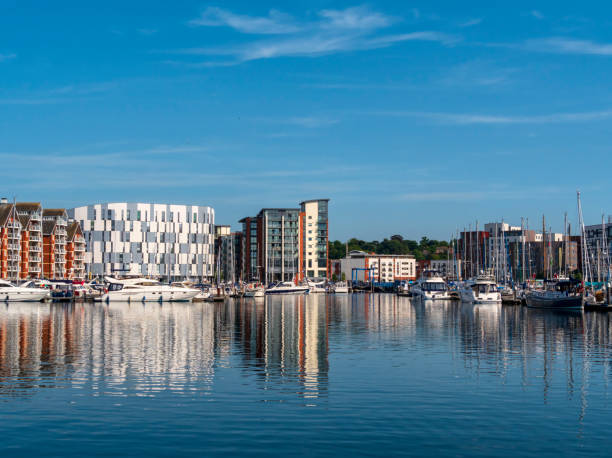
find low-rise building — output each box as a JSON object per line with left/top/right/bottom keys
{"left": 43, "top": 209, "right": 69, "bottom": 280}
{"left": 0, "top": 201, "right": 21, "bottom": 280}
{"left": 339, "top": 250, "right": 416, "bottom": 283}
{"left": 16, "top": 203, "right": 43, "bottom": 279}
{"left": 66, "top": 221, "right": 86, "bottom": 281}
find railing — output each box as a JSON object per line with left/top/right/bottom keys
{"left": 8, "top": 255, "right": 19, "bottom": 261}
{"left": 55, "top": 248, "right": 66, "bottom": 255}
{"left": 28, "top": 266, "right": 41, "bottom": 273}
{"left": 8, "top": 221, "right": 20, "bottom": 229}
{"left": 29, "top": 246, "right": 42, "bottom": 252}
{"left": 8, "top": 244, "right": 20, "bottom": 251}
{"left": 29, "top": 256, "right": 41, "bottom": 263}
{"left": 29, "top": 235, "right": 42, "bottom": 242}
{"left": 75, "top": 246, "right": 86, "bottom": 252}
{"left": 8, "top": 232, "right": 20, "bottom": 240}
{"left": 7, "top": 265, "right": 19, "bottom": 272}
{"left": 29, "top": 224, "right": 42, "bottom": 232}
{"left": 56, "top": 229, "right": 67, "bottom": 236}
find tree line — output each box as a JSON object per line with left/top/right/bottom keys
{"left": 329, "top": 235, "right": 450, "bottom": 261}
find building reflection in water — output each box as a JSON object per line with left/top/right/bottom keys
{"left": 1, "top": 295, "right": 612, "bottom": 409}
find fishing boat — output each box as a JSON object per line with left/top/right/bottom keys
{"left": 411, "top": 270, "right": 451, "bottom": 301}
{"left": 100, "top": 277, "right": 201, "bottom": 303}
{"left": 459, "top": 275, "right": 501, "bottom": 304}
{"left": 265, "top": 281, "right": 309, "bottom": 295}
{"left": 0, "top": 279, "right": 50, "bottom": 302}
{"left": 525, "top": 280, "right": 583, "bottom": 310}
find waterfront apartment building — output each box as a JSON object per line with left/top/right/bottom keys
{"left": 339, "top": 250, "right": 416, "bottom": 283}
{"left": 0, "top": 201, "right": 21, "bottom": 280}
{"left": 43, "top": 209, "right": 69, "bottom": 280}
{"left": 417, "top": 259, "right": 463, "bottom": 280}
{"left": 65, "top": 221, "right": 86, "bottom": 281}
{"left": 219, "top": 232, "right": 243, "bottom": 283}
{"left": 68, "top": 203, "right": 215, "bottom": 281}
{"left": 16, "top": 202, "right": 43, "bottom": 279}
{"left": 239, "top": 199, "right": 330, "bottom": 283}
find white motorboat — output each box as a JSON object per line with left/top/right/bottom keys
{"left": 306, "top": 278, "right": 327, "bottom": 294}
{"left": 459, "top": 275, "right": 501, "bottom": 304}
{"left": 0, "top": 279, "right": 50, "bottom": 302}
{"left": 265, "top": 281, "right": 310, "bottom": 295}
{"left": 411, "top": 270, "right": 451, "bottom": 301}
{"left": 332, "top": 281, "right": 349, "bottom": 294}
{"left": 171, "top": 281, "right": 210, "bottom": 301}
{"left": 100, "top": 277, "right": 201, "bottom": 303}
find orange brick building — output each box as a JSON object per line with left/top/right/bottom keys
{"left": 65, "top": 221, "right": 85, "bottom": 281}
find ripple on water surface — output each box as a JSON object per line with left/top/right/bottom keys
{"left": 1, "top": 296, "right": 612, "bottom": 456}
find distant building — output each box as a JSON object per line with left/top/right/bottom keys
{"left": 340, "top": 250, "right": 416, "bottom": 283}
{"left": 584, "top": 220, "right": 612, "bottom": 281}
{"left": 219, "top": 232, "right": 243, "bottom": 283}
{"left": 417, "top": 259, "right": 462, "bottom": 280}
{"left": 300, "top": 199, "right": 330, "bottom": 279}
{"left": 68, "top": 203, "right": 215, "bottom": 281}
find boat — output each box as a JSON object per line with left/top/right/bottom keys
{"left": 411, "top": 270, "right": 451, "bottom": 301}
{"left": 265, "top": 281, "right": 309, "bottom": 295}
{"left": 100, "top": 277, "right": 201, "bottom": 303}
{"left": 0, "top": 279, "right": 50, "bottom": 302}
{"left": 459, "top": 275, "right": 501, "bottom": 304}
{"left": 333, "top": 281, "right": 350, "bottom": 294}
{"left": 306, "top": 278, "right": 327, "bottom": 294}
{"left": 49, "top": 281, "right": 75, "bottom": 302}
{"left": 244, "top": 284, "right": 265, "bottom": 298}
{"left": 396, "top": 281, "right": 411, "bottom": 297}
{"left": 525, "top": 280, "right": 583, "bottom": 310}
{"left": 171, "top": 281, "right": 211, "bottom": 301}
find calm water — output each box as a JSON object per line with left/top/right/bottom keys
{"left": 1, "top": 295, "right": 612, "bottom": 457}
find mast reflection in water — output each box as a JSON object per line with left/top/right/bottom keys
{"left": 1, "top": 295, "right": 612, "bottom": 456}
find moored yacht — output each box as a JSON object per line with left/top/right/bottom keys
{"left": 411, "top": 270, "right": 451, "bottom": 301}
{"left": 306, "top": 278, "right": 326, "bottom": 294}
{"left": 100, "top": 277, "right": 200, "bottom": 303}
{"left": 244, "top": 283, "right": 265, "bottom": 298}
{"left": 332, "top": 281, "right": 349, "bottom": 294}
{"left": 0, "top": 279, "right": 50, "bottom": 302}
{"left": 265, "top": 281, "right": 309, "bottom": 295}
{"left": 459, "top": 275, "right": 501, "bottom": 304}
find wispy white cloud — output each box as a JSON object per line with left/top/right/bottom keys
{"left": 530, "top": 10, "right": 544, "bottom": 20}
{"left": 438, "top": 60, "right": 516, "bottom": 87}
{"left": 286, "top": 116, "right": 339, "bottom": 128}
{"left": 400, "top": 187, "right": 559, "bottom": 202}
{"left": 361, "top": 109, "right": 612, "bottom": 125}
{"left": 524, "top": 37, "right": 612, "bottom": 56}
{"left": 459, "top": 18, "right": 482, "bottom": 28}
{"left": 137, "top": 28, "right": 158, "bottom": 36}
{"left": 0, "top": 53, "right": 16, "bottom": 62}
{"left": 0, "top": 81, "right": 118, "bottom": 105}
{"left": 168, "top": 6, "right": 459, "bottom": 65}
{"left": 189, "top": 7, "right": 300, "bottom": 34}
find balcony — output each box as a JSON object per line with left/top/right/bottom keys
{"left": 29, "top": 235, "right": 42, "bottom": 242}
{"left": 8, "top": 255, "right": 20, "bottom": 261}
{"left": 30, "top": 245, "right": 42, "bottom": 253}
{"left": 29, "top": 266, "right": 41, "bottom": 273}
{"left": 56, "top": 229, "right": 67, "bottom": 236}
{"left": 8, "top": 221, "right": 20, "bottom": 229}
{"left": 8, "top": 244, "right": 20, "bottom": 251}
{"left": 75, "top": 244, "right": 86, "bottom": 252}
{"left": 29, "top": 256, "right": 41, "bottom": 263}
{"left": 55, "top": 248, "right": 66, "bottom": 255}
{"left": 29, "top": 223, "right": 42, "bottom": 232}
{"left": 7, "top": 265, "right": 19, "bottom": 272}
{"left": 8, "top": 232, "right": 20, "bottom": 240}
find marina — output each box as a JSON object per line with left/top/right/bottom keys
{"left": 2, "top": 294, "right": 612, "bottom": 456}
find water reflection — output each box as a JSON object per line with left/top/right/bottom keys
{"left": 1, "top": 295, "right": 612, "bottom": 407}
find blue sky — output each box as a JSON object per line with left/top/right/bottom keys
{"left": 2, "top": 1, "right": 612, "bottom": 240}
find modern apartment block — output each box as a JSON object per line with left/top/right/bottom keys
{"left": 239, "top": 199, "right": 330, "bottom": 283}
{"left": 43, "top": 209, "right": 69, "bottom": 280}
{"left": 16, "top": 203, "right": 43, "bottom": 279}
{"left": 300, "top": 199, "right": 329, "bottom": 279}
{"left": 68, "top": 203, "right": 215, "bottom": 281}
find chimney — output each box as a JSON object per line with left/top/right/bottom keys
{"left": 0, "top": 197, "right": 7, "bottom": 204}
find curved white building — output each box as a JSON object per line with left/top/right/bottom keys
{"left": 68, "top": 203, "right": 215, "bottom": 281}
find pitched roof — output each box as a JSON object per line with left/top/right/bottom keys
{"left": 17, "top": 214, "right": 31, "bottom": 228}
{"left": 0, "top": 204, "right": 13, "bottom": 227}
{"left": 43, "top": 208, "right": 67, "bottom": 217}
{"left": 42, "top": 220, "right": 56, "bottom": 235}
{"left": 16, "top": 202, "right": 41, "bottom": 211}
{"left": 66, "top": 221, "right": 82, "bottom": 240}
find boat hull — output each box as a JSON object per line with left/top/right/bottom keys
{"left": 0, "top": 290, "right": 50, "bottom": 302}
{"left": 265, "top": 288, "right": 309, "bottom": 295}
{"left": 525, "top": 294, "right": 583, "bottom": 309}
{"left": 101, "top": 290, "right": 200, "bottom": 303}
